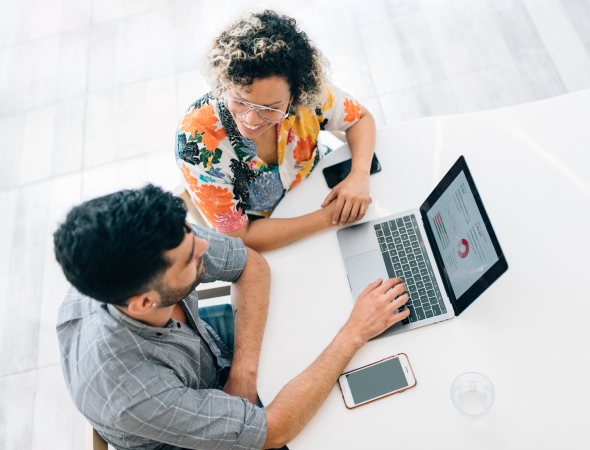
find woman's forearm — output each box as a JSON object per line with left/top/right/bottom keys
{"left": 320, "top": 107, "right": 376, "bottom": 225}
{"left": 346, "top": 108, "right": 376, "bottom": 175}
{"left": 224, "top": 205, "right": 334, "bottom": 252}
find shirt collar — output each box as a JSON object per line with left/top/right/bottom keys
{"left": 105, "top": 290, "right": 200, "bottom": 337}
{"left": 105, "top": 303, "right": 175, "bottom": 337}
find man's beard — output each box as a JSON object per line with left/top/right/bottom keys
{"left": 158, "top": 258, "right": 206, "bottom": 308}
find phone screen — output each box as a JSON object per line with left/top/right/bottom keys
{"left": 346, "top": 357, "right": 408, "bottom": 405}
{"left": 323, "top": 153, "right": 381, "bottom": 189}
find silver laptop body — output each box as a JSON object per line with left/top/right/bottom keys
{"left": 337, "top": 208, "right": 455, "bottom": 339}
{"left": 337, "top": 156, "right": 509, "bottom": 339}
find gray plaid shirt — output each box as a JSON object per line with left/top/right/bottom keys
{"left": 57, "top": 226, "right": 267, "bottom": 450}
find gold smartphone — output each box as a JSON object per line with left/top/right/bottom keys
{"left": 338, "top": 353, "right": 417, "bottom": 409}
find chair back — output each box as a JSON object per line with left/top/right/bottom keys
{"left": 85, "top": 422, "right": 108, "bottom": 450}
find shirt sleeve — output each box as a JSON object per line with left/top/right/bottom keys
{"left": 115, "top": 376, "right": 267, "bottom": 450}
{"left": 175, "top": 97, "right": 250, "bottom": 233}
{"left": 179, "top": 159, "right": 250, "bottom": 233}
{"left": 191, "top": 224, "right": 248, "bottom": 283}
{"left": 317, "top": 82, "right": 362, "bottom": 133}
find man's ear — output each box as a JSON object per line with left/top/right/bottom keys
{"left": 126, "top": 291, "right": 159, "bottom": 316}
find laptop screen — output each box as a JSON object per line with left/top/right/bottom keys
{"left": 420, "top": 156, "right": 508, "bottom": 315}
{"left": 425, "top": 170, "right": 499, "bottom": 299}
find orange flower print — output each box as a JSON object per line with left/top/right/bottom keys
{"left": 180, "top": 103, "right": 226, "bottom": 151}
{"left": 181, "top": 164, "right": 200, "bottom": 192}
{"left": 193, "top": 183, "right": 235, "bottom": 226}
{"left": 202, "top": 126, "right": 226, "bottom": 151}
{"left": 180, "top": 104, "right": 216, "bottom": 137}
{"left": 182, "top": 163, "right": 235, "bottom": 226}
{"left": 343, "top": 98, "right": 361, "bottom": 123}
{"left": 293, "top": 136, "right": 313, "bottom": 163}
{"left": 289, "top": 173, "right": 302, "bottom": 189}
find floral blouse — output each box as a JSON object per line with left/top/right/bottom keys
{"left": 175, "top": 82, "right": 361, "bottom": 232}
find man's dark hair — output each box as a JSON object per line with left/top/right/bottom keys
{"left": 54, "top": 184, "right": 189, "bottom": 306}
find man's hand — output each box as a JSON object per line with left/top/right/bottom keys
{"left": 318, "top": 199, "right": 339, "bottom": 227}
{"left": 263, "top": 277, "right": 409, "bottom": 449}
{"left": 343, "top": 277, "right": 410, "bottom": 342}
{"left": 321, "top": 170, "right": 371, "bottom": 225}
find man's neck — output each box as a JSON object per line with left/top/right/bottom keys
{"left": 115, "top": 304, "right": 175, "bottom": 328}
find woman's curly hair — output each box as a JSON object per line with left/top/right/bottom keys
{"left": 204, "top": 10, "right": 329, "bottom": 111}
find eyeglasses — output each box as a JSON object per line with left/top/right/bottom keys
{"left": 223, "top": 95, "right": 289, "bottom": 124}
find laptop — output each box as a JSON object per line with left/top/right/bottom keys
{"left": 337, "top": 156, "right": 508, "bottom": 338}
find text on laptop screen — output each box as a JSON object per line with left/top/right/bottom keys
{"left": 426, "top": 170, "right": 498, "bottom": 299}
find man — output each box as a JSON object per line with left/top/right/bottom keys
{"left": 54, "top": 184, "right": 409, "bottom": 450}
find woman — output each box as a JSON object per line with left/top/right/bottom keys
{"left": 175, "top": 10, "right": 376, "bottom": 252}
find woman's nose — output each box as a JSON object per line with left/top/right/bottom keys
{"left": 244, "top": 109, "right": 263, "bottom": 124}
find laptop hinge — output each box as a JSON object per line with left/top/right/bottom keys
{"left": 420, "top": 209, "right": 458, "bottom": 316}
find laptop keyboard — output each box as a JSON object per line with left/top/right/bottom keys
{"left": 374, "top": 214, "right": 447, "bottom": 325}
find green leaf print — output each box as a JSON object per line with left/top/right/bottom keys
{"left": 234, "top": 143, "right": 256, "bottom": 162}
{"left": 187, "top": 133, "right": 202, "bottom": 143}
{"left": 200, "top": 148, "right": 222, "bottom": 168}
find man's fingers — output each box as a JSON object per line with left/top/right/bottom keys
{"left": 332, "top": 197, "right": 345, "bottom": 224}
{"left": 376, "top": 277, "right": 404, "bottom": 295}
{"left": 384, "top": 281, "right": 409, "bottom": 302}
{"left": 358, "top": 278, "right": 383, "bottom": 299}
{"left": 347, "top": 202, "right": 361, "bottom": 224}
{"left": 358, "top": 203, "right": 367, "bottom": 221}
{"left": 321, "top": 189, "right": 337, "bottom": 208}
{"left": 391, "top": 292, "right": 409, "bottom": 309}
{"left": 388, "top": 307, "right": 411, "bottom": 326}
{"left": 339, "top": 199, "right": 353, "bottom": 225}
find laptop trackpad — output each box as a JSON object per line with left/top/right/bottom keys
{"left": 345, "top": 251, "right": 389, "bottom": 302}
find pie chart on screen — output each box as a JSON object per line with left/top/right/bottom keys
{"left": 457, "top": 239, "right": 469, "bottom": 258}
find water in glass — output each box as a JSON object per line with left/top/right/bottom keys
{"left": 451, "top": 372, "right": 495, "bottom": 423}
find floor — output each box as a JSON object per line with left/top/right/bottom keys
{"left": 0, "top": 0, "right": 589, "bottom": 448}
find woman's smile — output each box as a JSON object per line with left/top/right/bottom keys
{"left": 234, "top": 113, "right": 271, "bottom": 137}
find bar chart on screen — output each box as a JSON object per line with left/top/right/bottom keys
{"left": 432, "top": 212, "right": 451, "bottom": 249}
{"left": 427, "top": 171, "right": 499, "bottom": 298}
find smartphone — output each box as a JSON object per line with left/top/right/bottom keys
{"left": 322, "top": 153, "right": 382, "bottom": 189}
{"left": 338, "top": 353, "right": 416, "bottom": 409}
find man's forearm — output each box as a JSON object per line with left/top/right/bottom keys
{"left": 262, "top": 278, "right": 409, "bottom": 448}
{"left": 224, "top": 248, "right": 270, "bottom": 403}
{"left": 263, "top": 326, "right": 364, "bottom": 449}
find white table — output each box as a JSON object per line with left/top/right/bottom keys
{"left": 257, "top": 90, "right": 590, "bottom": 449}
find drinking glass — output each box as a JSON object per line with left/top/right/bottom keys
{"left": 450, "top": 372, "right": 495, "bottom": 423}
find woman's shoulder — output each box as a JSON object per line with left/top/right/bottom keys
{"left": 180, "top": 92, "right": 218, "bottom": 116}
{"left": 313, "top": 82, "right": 361, "bottom": 130}
{"left": 177, "top": 93, "right": 225, "bottom": 142}
{"left": 290, "top": 82, "right": 340, "bottom": 123}
{"left": 176, "top": 93, "right": 229, "bottom": 174}
{"left": 178, "top": 92, "right": 256, "bottom": 154}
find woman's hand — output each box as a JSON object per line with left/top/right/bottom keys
{"left": 321, "top": 170, "right": 371, "bottom": 225}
